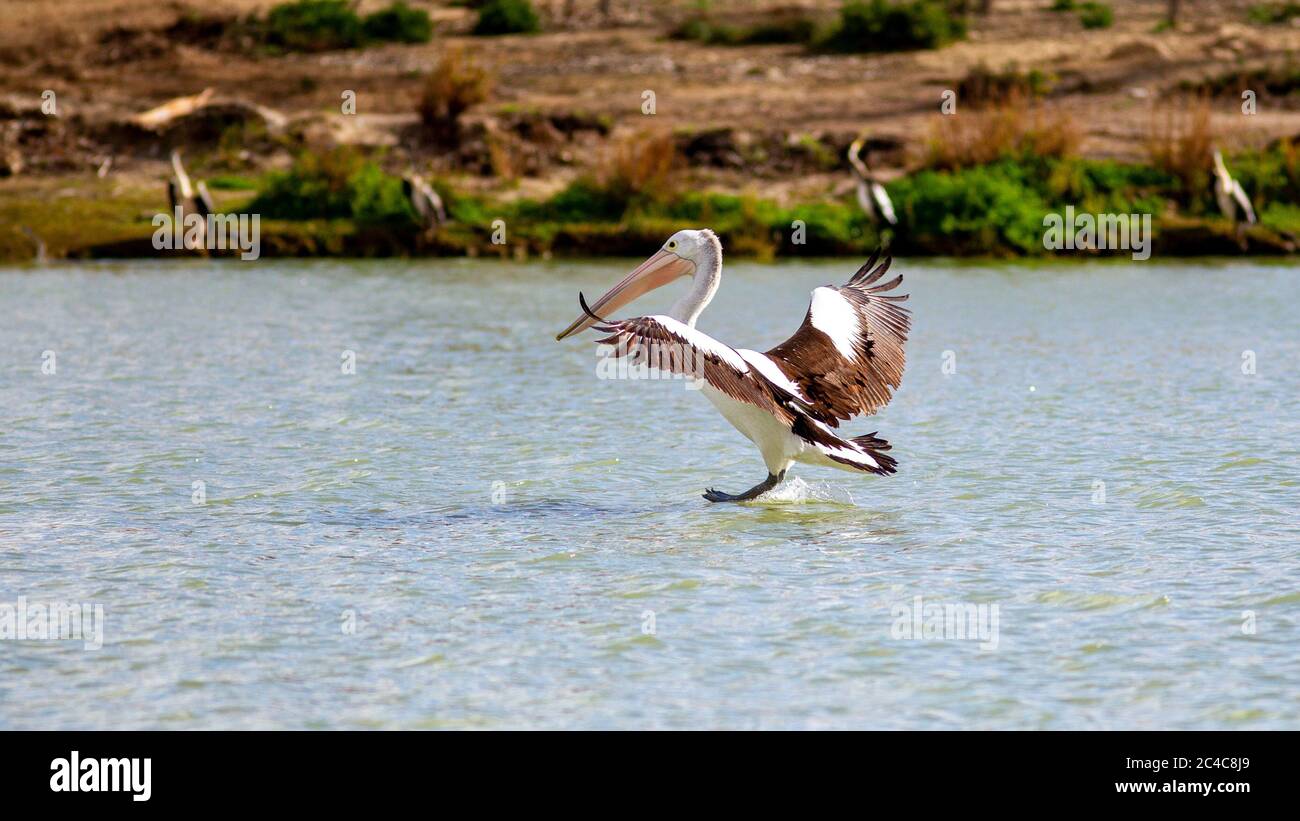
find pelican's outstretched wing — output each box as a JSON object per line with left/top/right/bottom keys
{"left": 582, "top": 293, "right": 902, "bottom": 475}
{"left": 764, "top": 250, "right": 910, "bottom": 426}
{"left": 588, "top": 309, "right": 802, "bottom": 424}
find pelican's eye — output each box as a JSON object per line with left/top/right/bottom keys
{"left": 667, "top": 240, "right": 677, "bottom": 250}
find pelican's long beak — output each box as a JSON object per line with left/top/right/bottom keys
{"left": 555, "top": 250, "right": 694, "bottom": 340}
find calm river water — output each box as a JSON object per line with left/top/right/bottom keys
{"left": 0, "top": 257, "right": 1296, "bottom": 729}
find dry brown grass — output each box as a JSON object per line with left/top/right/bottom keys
{"left": 1144, "top": 97, "right": 1215, "bottom": 201}
{"left": 922, "top": 96, "right": 1080, "bottom": 170}
{"left": 485, "top": 129, "right": 517, "bottom": 181}
{"left": 1279, "top": 137, "right": 1300, "bottom": 187}
{"left": 418, "top": 48, "right": 493, "bottom": 145}
{"left": 595, "top": 128, "right": 678, "bottom": 200}
{"left": 956, "top": 63, "right": 1053, "bottom": 110}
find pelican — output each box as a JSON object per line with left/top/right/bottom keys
{"left": 848, "top": 136, "right": 897, "bottom": 227}
{"left": 402, "top": 173, "right": 448, "bottom": 234}
{"left": 19, "top": 226, "right": 47, "bottom": 264}
{"left": 1212, "top": 149, "right": 1256, "bottom": 247}
{"left": 556, "top": 230, "right": 910, "bottom": 502}
{"left": 167, "top": 150, "right": 214, "bottom": 251}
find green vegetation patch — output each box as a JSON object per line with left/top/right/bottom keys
{"left": 253, "top": 0, "right": 433, "bottom": 53}
{"left": 206, "top": 175, "right": 261, "bottom": 191}
{"left": 670, "top": 14, "right": 818, "bottom": 46}
{"left": 1247, "top": 2, "right": 1300, "bottom": 24}
{"left": 11, "top": 141, "right": 1300, "bottom": 262}
{"left": 820, "top": 0, "right": 968, "bottom": 53}
{"left": 479, "top": 142, "right": 1299, "bottom": 258}
{"left": 247, "top": 148, "right": 416, "bottom": 225}
{"left": 362, "top": 1, "right": 434, "bottom": 43}
{"left": 1078, "top": 2, "right": 1114, "bottom": 30}
{"left": 1227, "top": 141, "right": 1300, "bottom": 214}
{"left": 261, "top": 0, "right": 365, "bottom": 51}
{"left": 889, "top": 164, "right": 1050, "bottom": 255}
{"left": 473, "top": 0, "right": 541, "bottom": 36}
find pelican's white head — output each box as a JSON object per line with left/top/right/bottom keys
{"left": 661, "top": 228, "right": 720, "bottom": 263}
{"left": 847, "top": 135, "right": 870, "bottom": 179}
{"left": 556, "top": 229, "right": 723, "bottom": 339}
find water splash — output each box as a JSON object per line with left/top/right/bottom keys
{"left": 755, "top": 476, "right": 859, "bottom": 506}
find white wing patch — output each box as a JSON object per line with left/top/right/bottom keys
{"left": 650, "top": 315, "right": 749, "bottom": 372}
{"left": 808, "top": 287, "right": 860, "bottom": 362}
{"left": 736, "top": 349, "right": 807, "bottom": 402}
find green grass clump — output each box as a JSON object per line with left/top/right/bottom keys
{"left": 515, "top": 178, "right": 632, "bottom": 223}
{"left": 1078, "top": 2, "right": 1113, "bottom": 29}
{"left": 888, "top": 163, "right": 1049, "bottom": 255}
{"left": 1036, "top": 157, "right": 1170, "bottom": 217}
{"left": 362, "top": 2, "right": 434, "bottom": 43}
{"left": 670, "top": 15, "right": 818, "bottom": 46}
{"left": 0, "top": 178, "right": 166, "bottom": 261}
{"left": 821, "top": 0, "right": 967, "bottom": 53}
{"left": 1049, "top": 0, "right": 1076, "bottom": 10}
{"left": 206, "top": 175, "right": 261, "bottom": 191}
{"left": 262, "top": 0, "right": 365, "bottom": 52}
{"left": 247, "top": 149, "right": 415, "bottom": 225}
{"left": 1247, "top": 2, "right": 1300, "bottom": 24}
{"left": 473, "top": 0, "right": 541, "bottom": 35}
{"left": 256, "top": 1, "right": 433, "bottom": 52}
{"left": 1260, "top": 202, "right": 1300, "bottom": 233}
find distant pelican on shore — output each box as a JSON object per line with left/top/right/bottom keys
{"left": 848, "top": 135, "right": 897, "bottom": 228}
{"left": 167, "top": 150, "right": 214, "bottom": 251}
{"left": 1212, "top": 149, "right": 1256, "bottom": 248}
{"left": 19, "top": 226, "right": 47, "bottom": 264}
{"left": 402, "top": 173, "right": 448, "bottom": 235}
{"left": 556, "top": 231, "right": 910, "bottom": 502}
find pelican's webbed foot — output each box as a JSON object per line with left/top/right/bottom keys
{"left": 703, "top": 470, "right": 785, "bottom": 503}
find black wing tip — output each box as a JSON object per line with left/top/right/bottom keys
{"left": 848, "top": 246, "right": 895, "bottom": 288}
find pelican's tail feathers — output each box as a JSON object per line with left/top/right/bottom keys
{"left": 791, "top": 416, "right": 897, "bottom": 476}
{"left": 848, "top": 432, "right": 897, "bottom": 475}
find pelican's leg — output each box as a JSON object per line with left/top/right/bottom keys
{"left": 703, "top": 470, "right": 786, "bottom": 503}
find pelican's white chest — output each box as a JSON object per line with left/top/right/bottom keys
{"left": 698, "top": 384, "right": 802, "bottom": 475}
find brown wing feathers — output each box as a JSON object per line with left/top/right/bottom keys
{"left": 765, "top": 250, "right": 910, "bottom": 424}
{"left": 588, "top": 314, "right": 794, "bottom": 424}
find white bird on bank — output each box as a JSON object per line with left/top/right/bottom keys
{"left": 1212, "top": 149, "right": 1256, "bottom": 247}
{"left": 402, "top": 173, "right": 448, "bottom": 235}
{"left": 555, "top": 230, "right": 910, "bottom": 502}
{"left": 167, "top": 150, "right": 214, "bottom": 251}
{"left": 848, "top": 135, "right": 897, "bottom": 227}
